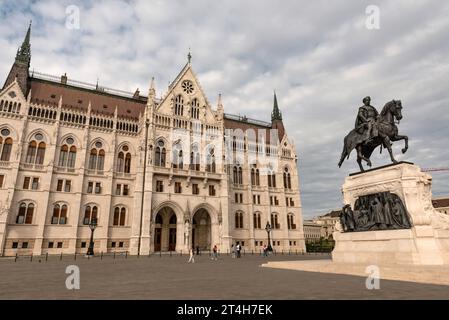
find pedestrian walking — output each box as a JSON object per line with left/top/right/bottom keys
{"left": 212, "top": 244, "right": 218, "bottom": 260}
{"left": 231, "top": 244, "right": 236, "bottom": 258}
{"left": 196, "top": 245, "right": 200, "bottom": 256}
{"left": 236, "top": 243, "right": 241, "bottom": 258}
{"left": 263, "top": 244, "right": 268, "bottom": 257}
{"left": 188, "top": 248, "right": 195, "bottom": 263}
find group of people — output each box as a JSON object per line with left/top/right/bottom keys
{"left": 187, "top": 242, "right": 274, "bottom": 263}
{"left": 187, "top": 244, "right": 219, "bottom": 263}
{"left": 187, "top": 243, "right": 246, "bottom": 263}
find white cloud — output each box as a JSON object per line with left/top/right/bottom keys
{"left": 1, "top": 0, "right": 448, "bottom": 218}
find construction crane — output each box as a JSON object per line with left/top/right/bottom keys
{"left": 422, "top": 167, "right": 449, "bottom": 173}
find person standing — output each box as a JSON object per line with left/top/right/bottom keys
{"left": 188, "top": 248, "right": 195, "bottom": 263}
{"left": 236, "top": 243, "right": 241, "bottom": 258}
{"left": 263, "top": 244, "right": 268, "bottom": 257}
{"left": 212, "top": 244, "right": 218, "bottom": 261}
{"left": 231, "top": 244, "right": 236, "bottom": 258}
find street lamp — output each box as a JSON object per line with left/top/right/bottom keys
{"left": 265, "top": 222, "right": 273, "bottom": 252}
{"left": 86, "top": 218, "right": 98, "bottom": 256}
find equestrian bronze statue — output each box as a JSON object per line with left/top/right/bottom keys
{"left": 338, "top": 96, "right": 408, "bottom": 172}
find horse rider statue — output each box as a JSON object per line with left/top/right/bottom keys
{"left": 355, "top": 96, "right": 379, "bottom": 143}
{"left": 338, "top": 96, "right": 408, "bottom": 172}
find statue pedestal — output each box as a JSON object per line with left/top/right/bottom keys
{"left": 332, "top": 162, "right": 449, "bottom": 265}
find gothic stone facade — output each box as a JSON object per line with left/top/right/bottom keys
{"left": 0, "top": 26, "right": 305, "bottom": 256}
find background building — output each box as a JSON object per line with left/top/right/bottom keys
{"left": 433, "top": 197, "right": 449, "bottom": 215}
{"left": 302, "top": 220, "right": 322, "bottom": 243}
{"left": 0, "top": 25, "right": 305, "bottom": 256}
{"left": 313, "top": 209, "right": 341, "bottom": 240}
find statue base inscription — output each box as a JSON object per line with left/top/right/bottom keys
{"left": 332, "top": 162, "right": 449, "bottom": 265}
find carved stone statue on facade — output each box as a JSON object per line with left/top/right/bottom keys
{"left": 338, "top": 97, "right": 409, "bottom": 172}
{"left": 341, "top": 192, "right": 411, "bottom": 232}
{"left": 184, "top": 220, "right": 190, "bottom": 245}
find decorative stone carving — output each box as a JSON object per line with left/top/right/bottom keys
{"left": 340, "top": 192, "right": 411, "bottom": 232}
{"left": 333, "top": 162, "right": 449, "bottom": 265}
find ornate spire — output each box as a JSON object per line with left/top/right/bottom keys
{"left": 149, "top": 77, "right": 156, "bottom": 97}
{"left": 217, "top": 93, "right": 223, "bottom": 108}
{"left": 271, "top": 91, "right": 282, "bottom": 121}
{"left": 16, "top": 21, "right": 32, "bottom": 66}
{"left": 3, "top": 21, "right": 32, "bottom": 93}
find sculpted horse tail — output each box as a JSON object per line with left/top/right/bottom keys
{"left": 338, "top": 136, "right": 351, "bottom": 168}
{"left": 338, "top": 128, "right": 363, "bottom": 168}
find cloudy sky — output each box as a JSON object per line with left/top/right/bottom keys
{"left": 1, "top": 0, "right": 448, "bottom": 218}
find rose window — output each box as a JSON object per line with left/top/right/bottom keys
{"left": 182, "top": 80, "right": 194, "bottom": 94}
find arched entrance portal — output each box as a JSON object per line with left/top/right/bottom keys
{"left": 154, "top": 207, "right": 177, "bottom": 252}
{"left": 192, "top": 208, "right": 211, "bottom": 251}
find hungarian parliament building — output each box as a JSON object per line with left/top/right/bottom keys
{"left": 0, "top": 25, "right": 305, "bottom": 256}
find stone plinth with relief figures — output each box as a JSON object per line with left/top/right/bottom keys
{"left": 332, "top": 162, "right": 449, "bottom": 265}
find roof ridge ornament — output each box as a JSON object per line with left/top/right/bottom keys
{"left": 187, "top": 48, "right": 192, "bottom": 65}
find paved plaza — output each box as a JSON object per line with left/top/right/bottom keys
{"left": 1, "top": 253, "right": 449, "bottom": 299}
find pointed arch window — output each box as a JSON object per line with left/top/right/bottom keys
{"left": 124, "top": 152, "right": 131, "bottom": 173}
{"left": 155, "top": 213, "right": 163, "bottom": 225}
{"left": 235, "top": 211, "right": 244, "bottom": 229}
{"left": 283, "top": 167, "right": 292, "bottom": 189}
{"left": 175, "top": 95, "right": 184, "bottom": 116}
{"left": 155, "top": 140, "right": 166, "bottom": 167}
{"left": 89, "top": 143, "right": 105, "bottom": 172}
{"left": 0, "top": 134, "right": 13, "bottom": 162}
{"left": 25, "top": 141, "right": 36, "bottom": 163}
{"left": 89, "top": 149, "right": 97, "bottom": 169}
{"left": 117, "top": 152, "right": 124, "bottom": 172}
{"left": 36, "top": 142, "right": 46, "bottom": 165}
{"left": 84, "top": 205, "right": 98, "bottom": 225}
{"left": 52, "top": 204, "right": 68, "bottom": 225}
{"left": 16, "top": 202, "right": 34, "bottom": 224}
{"left": 172, "top": 144, "right": 183, "bottom": 169}
{"left": 59, "top": 145, "right": 68, "bottom": 167}
{"left": 253, "top": 212, "right": 262, "bottom": 229}
{"left": 117, "top": 145, "right": 131, "bottom": 173}
{"left": 251, "top": 166, "right": 260, "bottom": 186}
{"left": 233, "top": 166, "right": 238, "bottom": 183}
{"left": 238, "top": 166, "right": 243, "bottom": 184}
{"left": 287, "top": 213, "right": 296, "bottom": 230}
{"left": 59, "top": 137, "right": 77, "bottom": 168}
{"left": 113, "top": 206, "right": 126, "bottom": 226}
{"left": 97, "top": 149, "right": 105, "bottom": 171}
{"left": 67, "top": 146, "right": 76, "bottom": 168}
{"left": 190, "top": 144, "right": 200, "bottom": 171}
{"left": 191, "top": 98, "right": 200, "bottom": 119}
{"left": 271, "top": 213, "right": 280, "bottom": 229}
{"left": 26, "top": 135, "right": 46, "bottom": 165}
{"left": 268, "top": 165, "right": 277, "bottom": 188}
{"left": 206, "top": 148, "right": 216, "bottom": 173}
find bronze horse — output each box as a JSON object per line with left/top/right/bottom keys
{"left": 338, "top": 100, "right": 408, "bottom": 172}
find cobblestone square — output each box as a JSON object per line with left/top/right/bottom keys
{"left": 1, "top": 254, "right": 449, "bottom": 299}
